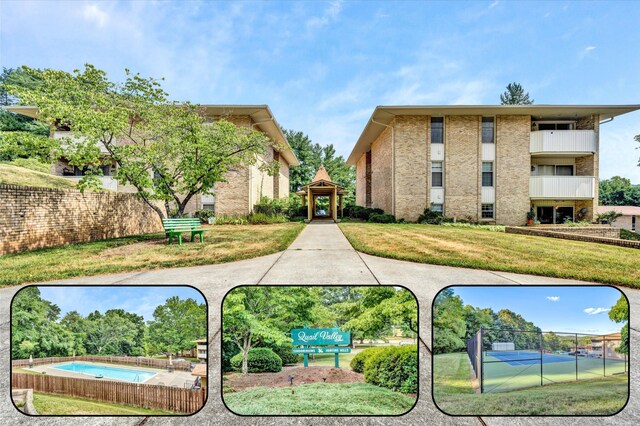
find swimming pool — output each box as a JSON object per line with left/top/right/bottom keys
{"left": 52, "top": 362, "right": 157, "bottom": 383}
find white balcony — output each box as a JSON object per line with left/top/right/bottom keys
{"left": 530, "top": 130, "right": 596, "bottom": 156}
{"left": 54, "top": 131, "right": 110, "bottom": 154}
{"left": 63, "top": 176, "right": 118, "bottom": 191}
{"left": 529, "top": 176, "right": 595, "bottom": 199}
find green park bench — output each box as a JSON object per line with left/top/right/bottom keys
{"left": 162, "top": 218, "right": 205, "bottom": 245}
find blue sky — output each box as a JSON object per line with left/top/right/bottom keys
{"left": 38, "top": 286, "right": 206, "bottom": 321}
{"left": 452, "top": 286, "right": 625, "bottom": 334}
{"left": 1, "top": 1, "right": 640, "bottom": 181}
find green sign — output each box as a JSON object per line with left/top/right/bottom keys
{"left": 292, "top": 347, "right": 352, "bottom": 354}
{"left": 291, "top": 328, "right": 351, "bottom": 346}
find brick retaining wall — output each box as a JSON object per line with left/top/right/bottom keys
{"left": 505, "top": 226, "right": 640, "bottom": 250}
{"left": 0, "top": 185, "right": 163, "bottom": 255}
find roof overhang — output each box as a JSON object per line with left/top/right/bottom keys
{"left": 3, "top": 104, "right": 299, "bottom": 166}
{"left": 346, "top": 104, "right": 640, "bottom": 165}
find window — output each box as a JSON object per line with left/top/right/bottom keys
{"left": 481, "top": 204, "right": 494, "bottom": 219}
{"left": 482, "top": 162, "right": 494, "bottom": 187}
{"left": 534, "top": 164, "right": 574, "bottom": 176}
{"left": 431, "top": 162, "right": 443, "bottom": 187}
{"left": 555, "top": 165, "right": 574, "bottom": 176}
{"left": 482, "top": 117, "right": 494, "bottom": 144}
{"left": 536, "top": 122, "right": 575, "bottom": 130}
{"left": 431, "top": 117, "right": 443, "bottom": 144}
{"left": 431, "top": 204, "right": 443, "bottom": 213}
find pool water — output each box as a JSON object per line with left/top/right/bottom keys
{"left": 53, "top": 362, "right": 157, "bottom": 383}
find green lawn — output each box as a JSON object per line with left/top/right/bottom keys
{"left": 31, "top": 392, "right": 177, "bottom": 415}
{"left": 433, "top": 352, "right": 629, "bottom": 415}
{"left": 0, "top": 223, "right": 305, "bottom": 286}
{"left": 339, "top": 223, "right": 640, "bottom": 286}
{"left": 0, "top": 162, "right": 77, "bottom": 189}
{"left": 223, "top": 382, "right": 416, "bottom": 415}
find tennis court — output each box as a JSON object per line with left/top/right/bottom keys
{"left": 468, "top": 328, "right": 628, "bottom": 393}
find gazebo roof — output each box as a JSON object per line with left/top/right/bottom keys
{"left": 296, "top": 165, "right": 346, "bottom": 194}
{"left": 312, "top": 165, "right": 332, "bottom": 182}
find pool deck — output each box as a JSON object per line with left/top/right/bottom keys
{"left": 19, "top": 361, "right": 197, "bottom": 387}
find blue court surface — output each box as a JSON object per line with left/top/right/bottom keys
{"left": 485, "top": 351, "right": 575, "bottom": 366}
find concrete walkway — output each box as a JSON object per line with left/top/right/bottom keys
{"left": 0, "top": 222, "right": 638, "bottom": 425}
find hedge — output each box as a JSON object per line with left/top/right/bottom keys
{"left": 230, "top": 348, "right": 283, "bottom": 373}
{"left": 268, "top": 344, "right": 301, "bottom": 365}
{"left": 363, "top": 345, "right": 418, "bottom": 394}
{"left": 350, "top": 347, "right": 386, "bottom": 373}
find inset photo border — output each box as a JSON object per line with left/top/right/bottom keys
{"left": 10, "top": 284, "right": 208, "bottom": 417}
{"left": 220, "top": 285, "right": 420, "bottom": 416}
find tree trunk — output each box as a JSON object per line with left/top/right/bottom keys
{"left": 242, "top": 347, "right": 249, "bottom": 376}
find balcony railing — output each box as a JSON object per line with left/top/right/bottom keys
{"left": 530, "top": 130, "right": 596, "bottom": 155}
{"left": 529, "top": 176, "right": 595, "bottom": 199}
{"left": 63, "top": 176, "right": 118, "bottom": 191}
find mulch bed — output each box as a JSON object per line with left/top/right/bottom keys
{"left": 223, "top": 366, "right": 364, "bottom": 392}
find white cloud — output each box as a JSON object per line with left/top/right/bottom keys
{"left": 306, "top": 0, "right": 343, "bottom": 30}
{"left": 489, "top": 1, "right": 500, "bottom": 8}
{"left": 579, "top": 45, "right": 597, "bottom": 59}
{"left": 82, "top": 4, "right": 109, "bottom": 28}
{"left": 584, "top": 307, "right": 611, "bottom": 315}
{"left": 546, "top": 296, "right": 560, "bottom": 302}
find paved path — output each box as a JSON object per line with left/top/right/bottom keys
{"left": 1, "top": 222, "right": 638, "bottom": 425}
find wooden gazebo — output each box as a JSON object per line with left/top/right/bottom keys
{"left": 296, "top": 166, "right": 347, "bottom": 222}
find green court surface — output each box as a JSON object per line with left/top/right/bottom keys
{"left": 482, "top": 353, "right": 628, "bottom": 393}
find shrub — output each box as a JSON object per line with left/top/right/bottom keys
{"left": 368, "top": 213, "right": 396, "bottom": 223}
{"left": 621, "top": 229, "right": 640, "bottom": 241}
{"left": 345, "top": 206, "right": 384, "bottom": 220}
{"left": 441, "top": 222, "right": 505, "bottom": 232}
{"left": 267, "top": 344, "right": 301, "bottom": 365}
{"left": 193, "top": 209, "right": 215, "bottom": 224}
{"left": 222, "top": 340, "right": 241, "bottom": 373}
{"left": 350, "top": 347, "right": 386, "bottom": 373}
{"left": 417, "top": 208, "right": 452, "bottom": 225}
{"left": 248, "top": 212, "right": 288, "bottom": 224}
{"left": 363, "top": 345, "right": 418, "bottom": 394}
{"left": 213, "top": 214, "right": 248, "bottom": 225}
{"left": 5, "top": 158, "right": 51, "bottom": 173}
{"left": 254, "top": 196, "right": 289, "bottom": 216}
{"left": 596, "top": 210, "right": 623, "bottom": 225}
{"left": 287, "top": 204, "right": 308, "bottom": 218}
{"left": 230, "top": 348, "right": 283, "bottom": 373}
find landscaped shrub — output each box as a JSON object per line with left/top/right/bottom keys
{"left": 213, "top": 214, "right": 249, "bottom": 225}
{"left": 417, "top": 208, "right": 453, "bottom": 225}
{"left": 363, "top": 345, "right": 418, "bottom": 394}
{"left": 230, "top": 348, "right": 283, "bottom": 373}
{"left": 287, "top": 204, "right": 308, "bottom": 219}
{"left": 441, "top": 222, "right": 505, "bottom": 232}
{"left": 222, "top": 340, "right": 241, "bottom": 373}
{"left": 248, "top": 212, "right": 288, "bottom": 224}
{"left": 254, "top": 196, "right": 289, "bottom": 216}
{"left": 267, "top": 344, "right": 301, "bottom": 365}
{"left": 368, "top": 213, "right": 396, "bottom": 223}
{"left": 193, "top": 209, "right": 215, "bottom": 224}
{"left": 350, "top": 347, "right": 386, "bottom": 373}
{"left": 621, "top": 229, "right": 640, "bottom": 241}
{"left": 345, "top": 206, "right": 384, "bottom": 220}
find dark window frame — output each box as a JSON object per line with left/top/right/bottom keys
{"left": 482, "top": 162, "right": 494, "bottom": 187}
{"left": 431, "top": 161, "right": 443, "bottom": 187}
{"left": 481, "top": 203, "right": 494, "bottom": 219}
{"left": 431, "top": 117, "right": 444, "bottom": 144}
{"left": 482, "top": 117, "right": 494, "bottom": 144}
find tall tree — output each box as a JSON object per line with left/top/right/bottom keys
{"left": 609, "top": 295, "right": 629, "bottom": 354}
{"left": 433, "top": 289, "right": 467, "bottom": 354}
{"left": 599, "top": 176, "right": 640, "bottom": 206}
{"left": 222, "top": 287, "right": 316, "bottom": 375}
{"left": 145, "top": 297, "right": 206, "bottom": 357}
{"left": 285, "top": 129, "right": 356, "bottom": 204}
{"left": 500, "top": 82, "right": 534, "bottom": 105}
{"left": 4, "top": 64, "right": 280, "bottom": 219}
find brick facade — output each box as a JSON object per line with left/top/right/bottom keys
{"left": 356, "top": 154, "right": 367, "bottom": 207}
{"left": 444, "top": 116, "right": 480, "bottom": 221}
{"left": 0, "top": 185, "right": 162, "bottom": 255}
{"left": 495, "top": 115, "right": 531, "bottom": 225}
{"left": 371, "top": 126, "right": 392, "bottom": 213}
{"left": 394, "top": 116, "right": 428, "bottom": 221}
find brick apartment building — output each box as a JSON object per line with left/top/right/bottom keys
{"left": 7, "top": 105, "right": 298, "bottom": 216}
{"left": 347, "top": 105, "right": 639, "bottom": 225}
